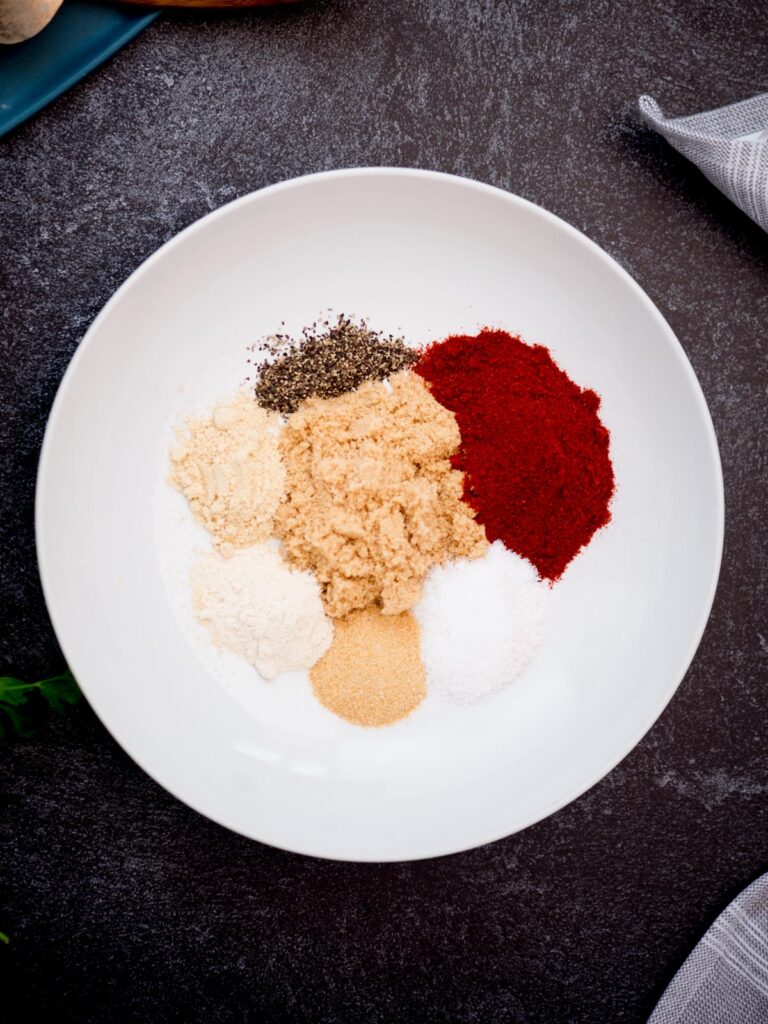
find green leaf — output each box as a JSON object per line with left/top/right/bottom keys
{"left": 38, "top": 672, "right": 81, "bottom": 714}
{"left": 0, "top": 932, "right": 8, "bottom": 945}
{"left": 0, "top": 669, "right": 81, "bottom": 740}
{"left": 0, "top": 704, "right": 37, "bottom": 739}
{"left": 0, "top": 676, "right": 36, "bottom": 706}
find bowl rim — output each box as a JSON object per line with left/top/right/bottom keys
{"left": 35, "top": 167, "right": 725, "bottom": 861}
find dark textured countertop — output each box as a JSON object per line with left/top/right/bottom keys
{"left": 1, "top": 2, "right": 767, "bottom": 1021}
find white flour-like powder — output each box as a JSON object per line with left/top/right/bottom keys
{"left": 414, "top": 541, "right": 548, "bottom": 704}
{"left": 191, "top": 544, "right": 332, "bottom": 680}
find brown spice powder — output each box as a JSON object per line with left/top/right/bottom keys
{"left": 276, "top": 371, "right": 488, "bottom": 618}
{"left": 310, "top": 607, "right": 426, "bottom": 727}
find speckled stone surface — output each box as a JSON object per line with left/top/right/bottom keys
{"left": 1, "top": 2, "right": 767, "bottom": 1021}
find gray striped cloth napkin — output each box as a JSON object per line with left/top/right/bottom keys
{"left": 649, "top": 871, "right": 768, "bottom": 1023}
{"left": 639, "top": 93, "right": 768, "bottom": 231}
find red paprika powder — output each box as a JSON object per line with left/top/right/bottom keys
{"left": 415, "top": 329, "right": 614, "bottom": 581}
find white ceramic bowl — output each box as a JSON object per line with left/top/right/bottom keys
{"left": 36, "top": 169, "right": 723, "bottom": 861}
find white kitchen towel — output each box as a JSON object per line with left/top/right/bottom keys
{"left": 639, "top": 93, "right": 768, "bottom": 231}
{"left": 648, "top": 871, "right": 768, "bottom": 1024}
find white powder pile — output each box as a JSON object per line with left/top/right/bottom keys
{"left": 414, "top": 541, "right": 548, "bottom": 704}
{"left": 190, "top": 544, "right": 333, "bottom": 680}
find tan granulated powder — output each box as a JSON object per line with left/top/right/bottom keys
{"left": 277, "top": 371, "right": 487, "bottom": 617}
{"left": 310, "top": 606, "right": 426, "bottom": 726}
{"left": 170, "top": 393, "right": 285, "bottom": 554}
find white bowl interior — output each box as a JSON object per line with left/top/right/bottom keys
{"left": 37, "top": 170, "right": 723, "bottom": 860}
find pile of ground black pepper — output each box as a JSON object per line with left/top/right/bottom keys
{"left": 253, "top": 315, "right": 418, "bottom": 414}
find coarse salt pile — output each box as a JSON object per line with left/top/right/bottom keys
{"left": 414, "top": 541, "right": 548, "bottom": 705}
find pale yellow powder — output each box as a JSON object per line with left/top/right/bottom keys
{"left": 170, "top": 393, "right": 285, "bottom": 553}
{"left": 310, "top": 606, "right": 426, "bottom": 727}
{"left": 277, "top": 371, "right": 487, "bottom": 617}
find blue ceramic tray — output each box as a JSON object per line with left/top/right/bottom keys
{"left": 0, "top": 1, "right": 158, "bottom": 138}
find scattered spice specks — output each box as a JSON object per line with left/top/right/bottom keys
{"left": 253, "top": 314, "right": 418, "bottom": 414}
